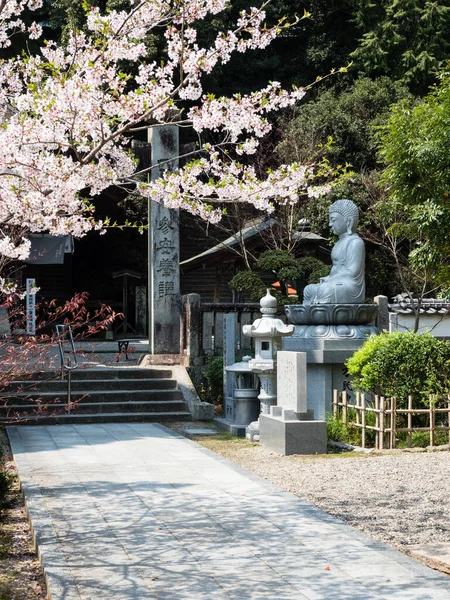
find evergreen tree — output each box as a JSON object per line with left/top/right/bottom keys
{"left": 377, "top": 70, "right": 450, "bottom": 292}
{"left": 277, "top": 77, "right": 412, "bottom": 171}
{"left": 351, "top": 0, "right": 450, "bottom": 94}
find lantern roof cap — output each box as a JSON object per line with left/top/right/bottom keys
{"left": 225, "top": 356, "right": 253, "bottom": 372}
{"left": 243, "top": 318, "right": 294, "bottom": 338}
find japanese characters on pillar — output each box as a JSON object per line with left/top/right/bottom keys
{"left": 148, "top": 126, "right": 180, "bottom": 354}
{"left": 26, "top": 278, "right": 36, "bottom": 335}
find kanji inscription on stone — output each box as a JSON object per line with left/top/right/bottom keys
{"left": 157, "top": 259, "right": 175, "bottom": 276}
{"left": 158, "top": 281, "right": 174, "bottom": 298}
{"left": 157, "top": 217, "right": 174, "bottom": 235}
{"left": 148, "top": 125, "right": 180, "bottom": 354}
{"left": 156, "top": 237, "right": 175, "bottom": 254}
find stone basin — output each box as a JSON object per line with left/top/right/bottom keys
{"left": 285, "top": 303, "right": 378, "bottom": 326}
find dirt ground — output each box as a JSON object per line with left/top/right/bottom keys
{"left": 0, "top": 429, "right": 47, "bottom": 600}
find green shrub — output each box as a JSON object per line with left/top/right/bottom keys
{"left": 228, "top": 271, "right": 265, "bottom": 300}
{"left": 203, "top": 355, "right": 224, "bottom": 405}
{"left": 346, "top": 331, "right": 450, "bottom": 408}
{"left": 297, "top": 256, "right": 330, "bottom": 285}
{"left": 188, "top": 355, "right": 224, "bottom": 407}
{"left": 256, "top": 250, "right": 299, "bottom": 274}
{"left": 326, "top": 412, "right": 361, "bottom": 446}
{"left": 397, "top": 430, "right": 449, "bottom": 448}
{"left": 327, "top": 408, "right": 377, "bottom": 447}
{"left": 0, "top": 469, "right": 11, "bottom": 511}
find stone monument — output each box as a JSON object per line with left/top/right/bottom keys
{"left": 148, "top": 125, "right": 180, "bottom": 355}
{"left": 259, "top": 351, "right": 327, "bottom": 455}
{"left": 282, "top": 199, "right": 379, "bottom": 419}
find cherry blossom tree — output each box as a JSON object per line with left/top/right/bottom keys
{"left": 0, "top": 0, "right": 332, "bottom": 292}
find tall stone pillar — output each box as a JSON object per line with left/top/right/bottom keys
{"left": 148, "top": 126, "right": 180, "bottom": 354}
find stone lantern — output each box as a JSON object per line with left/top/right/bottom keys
{"left": 224, "top": 356, "right": 259, "bottom": 425}
{"left": 243, "top": 289, "right": 294, "bottom": 439}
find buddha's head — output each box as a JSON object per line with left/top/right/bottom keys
{"left": 329, "top": 199, "right": 359, "bottom": 235}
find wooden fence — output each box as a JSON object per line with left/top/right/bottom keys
{"left": 180, "top": 294, "right": 263, "bottom": 363}
{"left": 333, "top": 390, "right": 450, "bottom": 449}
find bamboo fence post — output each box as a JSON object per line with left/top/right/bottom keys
{"left": 407, "top": 394, "right": 413, "bottom": 448}
{"left": 356, "top": 392, "right": 360, "bottom": 425}
{"left": 390, "top": 397, "right": 396, "bottom": 449}
{"left": 375, "top": 395, "right": 379, "bottom": 449}
{"left": 361, "top": 393, "right": 366, "bottom": 449}
{"left": 429, "top": 395, "right": 435, "bottom": 447}
{"left": 333, "top": 389, "right": 339, "bottom": 417}
{"left": 448, "top": 395, "right": 450, "bottom": 445}
{"left": 342, "top": 391, "right": 348, "bottom": 424}
{"left": 379, "top": 396, "right": 385, "bottom": 450}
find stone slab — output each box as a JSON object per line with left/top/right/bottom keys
{"left": 213, "top": 417, "right": 247, "bottom": 437}
{"left": 277, "top": 351, "right": 307, "bottom": 413}
{"left": 259, "top": 414, "right": 327, "bottom": 455}
{"left": 140, "top": 353, "right": 182, "bottom": 365}
{"left": 182, "top": 428, "right": 219, "bottom": 436}
{"left": 8, "top": 423, "right": 450, "bottom": 600}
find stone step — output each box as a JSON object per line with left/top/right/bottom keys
{"left": 25, "top": 368, "right": 173, "bottom": 381}
{"left": 1, "top": 389, "right": 184, "bottom": 405}
{"left": 0, "top": 400, "right": 188, "bottom": 416}
{"left": 5, "top": 365, "right": 193, "bottom": 425}
{"left": 0, "top": 411, "right": 191, "bottom": 425}
{"left": 7, "top": 378, "right": 178, "bottom": 393}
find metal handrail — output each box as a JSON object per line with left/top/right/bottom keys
{"left": 56, "top": 325, "right": 79, "bottom": 414}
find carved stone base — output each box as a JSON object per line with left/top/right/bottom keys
{"left": 284, "top": 303, "right": 378, "bottom": 341}
{"left": 285, "top": 303, "right": 378, "bottom": 326}
{"left": 282, "top": 331, "right": 378, "bottom": 363}
{"left": 288, "top": 323, "right": 379, "bottom": 340}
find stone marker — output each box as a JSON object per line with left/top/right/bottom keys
{"left": 135, "top": 285, "right": 147, "bottom": 335}
{"left": 148, "top": 126, "right": 180, "bottom": 354}
{"left": 260, "top": 351, "right": 327, "bottom": 455}
{"left": 276, "top": 351, "right": 307, "bottom": 415}
{"left": 374, "top": 295, "right": 389, "bottom": 331}
{"left": 223, "top": 313, "right": 237, "bottom": 421}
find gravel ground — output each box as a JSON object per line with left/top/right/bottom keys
{"left": 169, "top": 422, "right": 450, "bottom": 553}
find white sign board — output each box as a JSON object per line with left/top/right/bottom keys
{"left": 26, "top": 278, "right": 36, "bottom": 335}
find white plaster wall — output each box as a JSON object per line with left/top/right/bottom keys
{"left": 389, "top": 312, "right": 450, "bottom": 337}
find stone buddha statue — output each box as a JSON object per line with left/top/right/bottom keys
{"left": 303, "top": 199, "right": 365, "bottom": 305}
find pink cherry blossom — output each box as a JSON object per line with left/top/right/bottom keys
{"left": 0, "top": 0, "right": 330, "bottom": 292}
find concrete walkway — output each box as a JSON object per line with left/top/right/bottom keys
{"left": 7, "top": 424, "right": 450, "bottom": 600}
